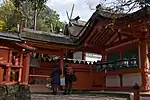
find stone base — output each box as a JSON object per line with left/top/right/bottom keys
{"left": 0, "top": 84, "right": 31, "bottom": 100}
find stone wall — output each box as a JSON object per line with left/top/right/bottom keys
{"left": 0, "top": 84, "right": 31, "bottom": 100}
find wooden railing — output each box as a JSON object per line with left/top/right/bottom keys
{"left": 65, "top": 58, "right": 138, "bottom": 72}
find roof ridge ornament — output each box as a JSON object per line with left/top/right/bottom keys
{"left": 96, "top": 4, "right": 103, "bottom": 11}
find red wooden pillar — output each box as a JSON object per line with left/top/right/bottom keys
{"left": 60, "top": 55, "right": 64, "bottom": 75}
{"left": 22, "top": 53, "right": 30, "bottom": 84}
{"left": 139, "top": 39, "right": 149, "bottom": 91}
{"left": 102, "top": 53, "right": 107, "bottom": 88}
{"left": 82, "top": 52, "right": 85, "bottom": 60}
{"left": 18, "top": 52, "right": 23, "bottom": 82}
{"left": 120, "top": 52, "right": 122, "bottom": 60}
{"left": 134, "top": 91, "right": 140, "bottom": 100}
{"left": 6, "top": 50, "right": 12, "bottom": 82}
{"left": 119, "top": 52, "right": 123, "bottom": 87}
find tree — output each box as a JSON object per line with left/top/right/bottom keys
{"left": 0, "top": 1, "right": 19, "bottom": 30}
{"left": 11, "top": 0, "right": 47, "bottom": 31}
{"left": 86, "top": 0, "right": 150, "bottom": 30}
{"left": 0, "top": 20, "right": 6, "bottom": 30}
{"left": 87, "top": 0, "right": 150, "bottom": 14}
{"left": 0, "top": 0, "right": 64, "bottom": 33}
{"left": 29, "top": 0, "right": 48, "bottom": 31}
{"left": 42, "top": 7, "right": 64, "bottom": 33}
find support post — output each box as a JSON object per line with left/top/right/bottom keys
{"left": 22, "top": 53, "right": 30, "bottom": 84}
{"left": 6, "top": 50, "right": 12, "bottom": 82}
{"left": 18, "top": 52, "right": 23, "bottom": 82}
{"left": 133, "top": 83, "right": 140, "bottom": 100}
{"left": 139, "top": 39, "right": 149, "bottom": 91}
{"left": 82, "top": 52, "right": 85, "bottom": 60}
{"left": 102, "top": 53, "right": 107, "bottom": 88}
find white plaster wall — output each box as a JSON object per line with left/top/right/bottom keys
{"left": 106, "top": 75, "right": 120, "bottom": 87}
{"left": 122, "top": 73, "right": 141, "bottom": 87}
{"left": 73, "top": 52, "right": 82, "bottom": 60}
{"left": 140, "top": 97, "right": 150, "bottom": 100}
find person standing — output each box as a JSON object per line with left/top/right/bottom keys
{"left": 63, "top": 64, "right": 73, "bottom": 95}
{"left": 50, "top": 64, "right": 62, "bottom": 95}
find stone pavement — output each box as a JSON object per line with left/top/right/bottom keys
{"left": 31, "top": 94, "right": 128, "bottom": 100}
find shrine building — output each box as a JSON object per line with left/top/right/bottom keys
{"left": 1, "top": 5, "right": 150, "bottom": 95}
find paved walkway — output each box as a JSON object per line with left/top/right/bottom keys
{"left": 31, "top": 94, "right": 128, "bottom": 100}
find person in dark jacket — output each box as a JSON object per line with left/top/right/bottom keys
{"left": 51, "top": 64, "right": 62, "bottom": 95}
{"left": 63, "top": 65, "right": 73, "bottom": 95}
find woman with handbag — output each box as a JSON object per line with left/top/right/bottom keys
{"left": 63, "top": 65, "right": 77, "bottom": 95}
{"left": 50, "top": 64, "right": 62, "bottom": 95}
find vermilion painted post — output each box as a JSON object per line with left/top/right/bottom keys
{"left": 82, "top": 52, "right": 85, "bottom": 60}
{"left": 134, "top": 91, "right": 140, "bottom": 100}
{"left": 6, "top": 50, "right": 12, "bottom": 82}
{"left": 133, "top": 83, "right": 140, "bottom": 100}
{"left": 102, "top": 53, "right": 107, "bottom": 88}
{"left": 22, "top": 53, "right": 30, "bottom": 84}
{"left": 18, "top": 52, "right": 23, "bottom": 82}
{"left": 139, "top": 39, "right": 149, "bottom": 91}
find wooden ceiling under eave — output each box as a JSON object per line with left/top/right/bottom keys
{"left": 79, "top": 21, "right": 137, "bottom": 54}
{"left": 77, "top": 7, "right": 150, "bottom": 54}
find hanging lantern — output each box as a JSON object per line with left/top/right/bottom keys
{"left": 122, "top": 58, "right": 129, "bottom": 68}
{"left": 108, "top": 63, "right": 113, "bottom": 71}
{"left": 130, "top": 57, "right": 137, "bottom": 68}
{"left": 102, "top": 63, "right": 107, "bottom": 72}
{"left": 116, "top": 59, "right": 121, "bottom": 69}
{"left": 96, "top": 61, "right": 102, "bottom": 72}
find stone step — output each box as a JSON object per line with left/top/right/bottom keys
{"left": 31, "top": 94, "right": 128, "bottom": 100}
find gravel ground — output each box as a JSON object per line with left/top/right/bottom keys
{"left": 31, "top": 94, "right": 128, "bottom": 100}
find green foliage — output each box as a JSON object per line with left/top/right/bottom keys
{"left": 29, "top": 0, "right": 47, "bottom": 10}
{"left": 41, "top": 7, "right": 64, "bottom": 33}
{"left": 0, "top": 0, "right": 64, "bottom": 33}
{"left": 0, "top": 1, "right": 20, "bottom": 30}
{"left": 0, "top": 20, "right": 7, "bottom": 30}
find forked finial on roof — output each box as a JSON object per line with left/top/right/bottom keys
{"left": 66, "top": 4, "right": 79, "bottom": 26}
{"left": 66, "top": 4, "right": 75, "bottom": 22}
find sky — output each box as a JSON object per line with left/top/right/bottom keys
{"left": 46, "top": 0, "right": 100, "bottom": 22}
{"left": 0, "top": 0, "right": 136, "bottom": 22}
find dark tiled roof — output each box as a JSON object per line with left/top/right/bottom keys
{"left": 20, "top": 32, "right": 75, "bottom": 45}
{"left": 96, "top": 5, "right": 150, "bottom": 20}
{"left": 70, "top": 19, "right": 86, "bottom": 27}
{"left": 0, "top": 31, "right": 76, "bottom": 45}
{"left": 64, "top": 20, "right": 87, "bottom": 41}
{"left": 0, "top": 31, "right": 21, "bottom": 42}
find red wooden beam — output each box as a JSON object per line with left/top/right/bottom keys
{"left": 34, "top": 48, "right": 64, "bottom": 56}
{"left": 79, "top": 43, "right": 105, "bottom": 54}
{"left": 106, "top": 37, "right": 135, "bottom": 48}
{"left": 15, "top": 43, "right": 36, "bottom": 51}
{"left": 85, "top": 43, "right": 105, "bottom": 51}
